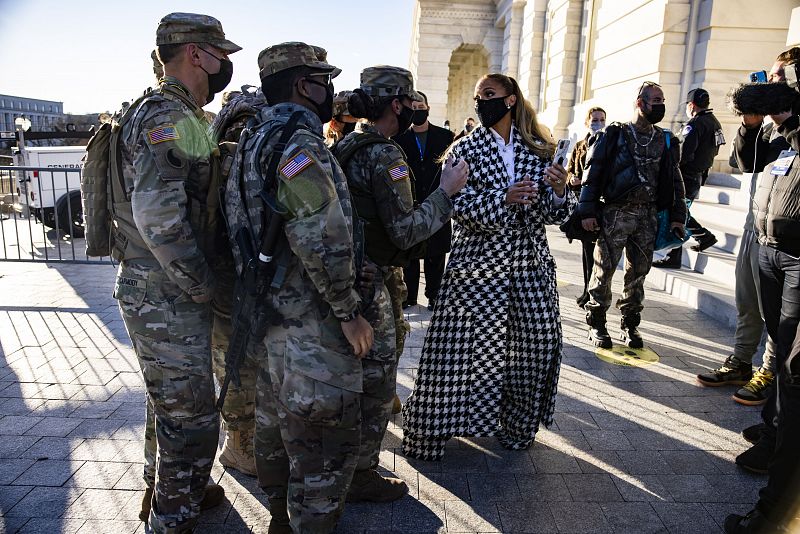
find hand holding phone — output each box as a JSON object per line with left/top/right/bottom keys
{"left": 553, "top": 138, "right": 571, "bottom": 166}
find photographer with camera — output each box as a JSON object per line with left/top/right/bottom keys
{"left": 725, "top": 51, "right": 800, "bottom": 534}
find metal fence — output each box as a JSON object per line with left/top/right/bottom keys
{"left": 0, "top": 165, "right": 111, "bottom": 264}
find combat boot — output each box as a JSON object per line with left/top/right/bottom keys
{"left": 620, "top": 314, "right": 644, "bottom": 348}
{"left": 586, "top": 311, "right": 612, "bottom": 349}
{"left": 139, "top": 484, "right": 226, "bottom": 522}
{"left": 267, "top": 497, "right": 292, "bottom": 534}
{"left": 219, "top": 426, "right": 257, "bottom": 477}
{"left": 346, "top": 469, "right": 408, "bottom": 503}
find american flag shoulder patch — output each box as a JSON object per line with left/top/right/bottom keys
{"left": 147, "top": 125, "right": 180, "bottom": 144}
{"left": 280, "top": 150, "right": 315, "bottom": 180}
{"left": 388, "top": 163, "right": 409, "bottom": 182}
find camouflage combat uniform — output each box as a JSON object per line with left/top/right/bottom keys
{"left": 335, "top": 66, "right": 454, "bottom": 474}
{"left": 112, "top": 13, "right": 241, "bottom": 534}
{"left": 230, "top": 43, "right": 394, "bottom": 533}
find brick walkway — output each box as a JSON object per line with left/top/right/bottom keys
{"left": 0, "top": 231, "right": 765, "bottom": 533}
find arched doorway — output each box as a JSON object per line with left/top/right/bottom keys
{"left": 446, "top": 44, "right": 489, "bottom": 131}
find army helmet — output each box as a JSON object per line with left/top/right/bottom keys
{"left": 359, "top": 65, "right": 422, "bottom": 102}
{"left": 333, "top": 90, "right": 353, "bottom": 118}
{"left": 258, "top": 41, "right": 341, "bottom": 79}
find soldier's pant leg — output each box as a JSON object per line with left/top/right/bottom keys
{"left": 212, "top": 312, "right": 257, "bottom": 431}
{"left": 384, "top": 266, "right": 409, "bottom": 357}
{"left": 617, "top": 205, "right": 657, "bottom": 317}
{"left": 585, "top": 206, "right": 631, "bottom": 322}
{"left": 357, "top": 284, "right": 398, "bottom": 471}
{"left": 116, "top": 266, "right": 218, "bottom": 533}
{"left": 143, "top": 399, "right": 156, "bottom": 488}
{"left": 254, "top": 346, "right": 290, "bottom": 500}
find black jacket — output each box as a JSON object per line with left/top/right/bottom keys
{"left": 679, "top": 109, "right": 722, "bottom": 178}
{"left": 394, "top": 123, "right": 455, "bottom": 255}
{"left": 753, "top": 114, "right": 800, "bottom": 256}
{"left": 578, "top": 122, "right": 687, "bottom": 224}
{"left": 732, "top": 121, "right": 790, "bottom": 173}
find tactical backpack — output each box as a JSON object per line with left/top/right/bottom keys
{"left": 333, "top": 132, "right": 426, "bottom": 267}
{"left": 81, "top": 89, "right": 153, "bottom": 257}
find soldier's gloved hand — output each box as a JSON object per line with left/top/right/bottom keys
{"left": 359, "top": 262, "right": 378, "bottom": 291}
{"left": 188, "top": 280, "right": 215, "bottom": 304}
{"left": 341, "top": 315, "right": 374, "bottom": 359}
{"left": 670, "top": 222, "right": 686, "bottom": 240}
{"left": 440, "top": 156, "right": 469, "bottom": 197}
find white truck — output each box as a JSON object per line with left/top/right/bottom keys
{"left": 13, "top": 145, "right": 86, "bottom": 237}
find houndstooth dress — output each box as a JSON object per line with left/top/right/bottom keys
{"left": 401, "top": 126, "right": 576, "bottom": 460}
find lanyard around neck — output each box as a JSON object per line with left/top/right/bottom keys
{"left": 414, "top": 132, "right": 425, "bottom": 159}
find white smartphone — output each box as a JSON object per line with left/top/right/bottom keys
{"left": 553, "top": 138, "right": 571, "bottom": 166}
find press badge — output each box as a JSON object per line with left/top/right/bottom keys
{"left": 770, "top": 149, "right": 797, "bottom": 176}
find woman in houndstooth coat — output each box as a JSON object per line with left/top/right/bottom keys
{"left": 402, "top": 74, "right": 577, "bottom": 460}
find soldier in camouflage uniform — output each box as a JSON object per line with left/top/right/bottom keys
{"left": 228, "top": 42, "right": 383, "bottom": 534}
{"left": 334, "top": 66, "right": 468, "bottom": 502}
{"left": 324, "top": 91, "right": 357, "bottom": 147}
{"left": 112, "top": 13, "right": 240, "bottom": 533}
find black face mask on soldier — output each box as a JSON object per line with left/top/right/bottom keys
{"left": 396, "top": 103, "right": 416, "bottom": 133}
{"left": 642, "top": 101, "right": 666, "bottom": 124}
{"left": 412, "top": 109, "right": 429, "bottom": 126}
{"left": 305, "top": 79, "right": 335, "bottom": 124}
{"left": 198, "top": 48, "right": 233, "bottom": 104}
{"left": 475, "top": 96, "right": 513, "bottom": 128}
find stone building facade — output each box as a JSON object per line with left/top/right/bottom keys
{"left": 410, "top": 0, "right": 799, "bottom": 169}
{"left": 0, "top": 94, "right": 64, "bottom": 133}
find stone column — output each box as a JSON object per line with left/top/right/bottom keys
{"left": 518, "top": 0, "right": 548, "bottom": 109}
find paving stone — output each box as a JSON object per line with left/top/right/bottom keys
{"left": 14, "top": 518, "right": 86, "bottom": 534}
{"left": 67, "top": 419, "right": 124, "bottom": 439}
{"left": 113, "top": 463, "right": 147, "bottom": 491}
{"left": 12, "top": 459, "right": 83, "bottom": 487}
{"left": 337, "top": 501, "right": 393, "bottom": 532}
{"left": 611, "top": 474, "right": 674, "bottom": 503}
{"left": 549, "top": 502, "right": 610, "bottom": 533}
{"left": 0, "top": 459, "right": 36, "bottom": 485}
{"left": 484, "top": 449, "right": 536, "bottom": 474}
{"left": 0, "top": 434, "right": 39, "bottom": 458}
{"left": 529, "top": 449, "right": 581, "bottom": 474}
{"left": 651, "top": 502, "right": 723, "bottom": 534}
{"left": 657, "top": 474, "right": 718, "bottom": 503}
{"left": 466, "top": 473, "right": 521, "bottom": 502}
{"left": 563, "top": 474, "right": 623, "bottom": 502}
{"left": 21, "top": 437, "right": 82, "bottom": 461}
{"left": 573, "top": 450, "right": 626, "bottom": 475}
{"left": 23, "top": 416, "right": 84, "bottom": 437}
{"left": 1, "top": 516, "right": 31, "bottom": 533}
{"left": 660, "top": 450, "right": 722, "bottom": 475}
{"left": 0, "top": 415, "right": 43, "bottom": 435}
{"left": 419, "top": 473, "right": 470, "bottom": 501}
{"left": 617, "top": 451, "right": 673, "bottom": 475}
{"left": 444, "top": 501, "right": 501, "bottom": 532}
{"left": 582, "top": 430, "right": 635, "bottom": 451}
{"left": 703, "top": 473, "right": 764, "bottom": 504}
{"left": 70, "top": 438, "right": 127, "bottom": 462}
{"left": 0, "top": 398, "right": 44, "bottom": 416}
{"left": 599, "top": 502, "right": 667, "bottom": 534}
{"left": 6, "top": 486, "right": 85, "bottom": 518}
{"left": 0, "top": 485, "right": 32, "bottom": 515}
{"left": 703, "top": 503, "right": 753, "bottom": 530}
{"left": 441, "top": 450, "right": 488, "bottom": 473}
{"left": 392, "top": 496, "right": 446, "bottom": 532}
{"left": 515, "top": 474, "right": 572, "bottom": 502}
{"left": 65, "top": 461, "right": 130, "bottom": 489}
{"left": 63, "top": 488, "right": 135, "bottom": 519}
{"left": 496, "top": 499, "right": 558, "bottom": 533}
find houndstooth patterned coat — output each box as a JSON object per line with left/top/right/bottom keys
{"left": 402, "top": 125, "right": 576, "bottom": 460}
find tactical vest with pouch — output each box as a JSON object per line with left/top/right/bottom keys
{"left": 334, "top": 132, "right": 426, "bottom": 267}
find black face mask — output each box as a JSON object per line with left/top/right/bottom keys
{"left": 475, "top": 96, "right": 513, "bottom": 128}
{"left": 464, "top": 123, "right": 474, "bottom": 132}
{"left": 411, "top": 109, "right": 429, "bottom": 126}
{"left": 396, "top": 104, "right": 416, "bottom": 134}
{"left": 342, "top": 122, "right": 356, "bottom": 135}
{"left": 306, "top": 79, "right": 335, "bottom": 124}
{"left": 643, "top": 102, "right": 666, "bottom": 124}
{"left": 198, "top": 48, "right": 233, "bottom": 104}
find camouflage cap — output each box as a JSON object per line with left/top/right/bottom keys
{"left": 360, "top": 66, "right": 422, "bottom": 101}
{"left": 333, "top": 91, "right": 352, "bottom": 117}
{"left": 258, "top": 41, "right": 342, "bottom": 78}
{"left": 156, "top": 12, "right": 242, "bottom": 54}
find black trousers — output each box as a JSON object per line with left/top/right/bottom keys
{"left": 579, "top": 237, "right": 596, "bottom": 299}
{"left": 404, "top": 253, "right": 447, "bottom": 303}
{"left": 756, "top": 245, "right": 800, "bottom": 523}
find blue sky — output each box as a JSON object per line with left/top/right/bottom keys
{"left": 0, "top": 0, "right": 415, "bottom": 114}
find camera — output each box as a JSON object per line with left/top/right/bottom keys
{"left": 786, "top": 62, "right": 800, "bottom": 91}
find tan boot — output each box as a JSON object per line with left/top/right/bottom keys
{"left": 219, "top": 426, "right": 257, "bottom": 477}
{"left": 346, "top": 469, "right": 408, "bottom": 503}
{"left": 392, "top": 394, "right": 402, "bottom": 414}
{"left": 267, "top": 497, "right": 292, "bottom": 534}
{"left": 140, "top": 484, "right": 224, "bottom": 522}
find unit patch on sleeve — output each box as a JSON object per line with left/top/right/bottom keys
{"left": 280, "top": 150, "right": 314, "bottom": 180}
{"left": 147, "top": 125, "right": 180, "bottom": 144}
{"left": 388, "top": 163, "right": 409, "bottom": 182}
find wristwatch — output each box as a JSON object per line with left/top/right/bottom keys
{"left": 340, "top": 310, "right": 360, "bottom": 323}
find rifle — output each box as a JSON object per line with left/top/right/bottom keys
{"left": 216, "top": 112, "right": 303, "bottom": 410}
